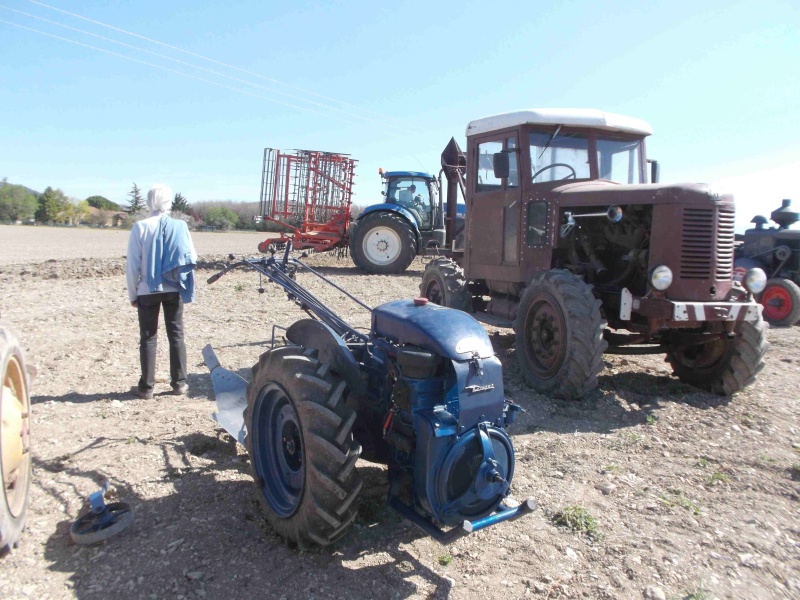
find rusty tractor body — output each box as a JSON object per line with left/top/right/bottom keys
{"left": 421, "top": 109, "right": 769, "bottom": 399}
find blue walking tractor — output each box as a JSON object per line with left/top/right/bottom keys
{"left": 203, "top": 243, "right": 536, "bottom": 548}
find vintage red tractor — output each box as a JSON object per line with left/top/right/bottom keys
{"left": 421, "top": 109, "right": 769, "bottom": 399}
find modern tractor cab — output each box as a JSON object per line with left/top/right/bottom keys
{"left": 377, "top": 170, "right": 439, "bottom": 230}
{"left": 350, "top": 170, "right": 466, "bottom": 274}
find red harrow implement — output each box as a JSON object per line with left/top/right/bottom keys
{"left": 257, "top": 148, "right": 356, "bottom": 254}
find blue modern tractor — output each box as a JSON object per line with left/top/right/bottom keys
{"left": 350, "top": 170, "right": 465, "bottom": 274}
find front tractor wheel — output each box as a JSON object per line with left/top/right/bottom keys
{"left": 759, "top": 278, "right": 800, "bottom": 326}
{"left": 420, "top": 258, "right": 472, "bottom": 311}
{"left": 350, "top": 212, "right": 417, "bottom": 274}
{"left": 514, "top": 270, "right": 607, "bottom": 400}
{"left": 244, "top": 346, "right": 362, "bottom": 549}
{"left": 666, "top": 318, "right": 769, "bottom": 395}
{"left": 1, "top": 324, "right": 32, "bottom": 553}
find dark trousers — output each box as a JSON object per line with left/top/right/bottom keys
{"left": 137, "top": 292, "right": 187, "bottom": 391}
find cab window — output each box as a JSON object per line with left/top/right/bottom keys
{"left": 530, "top": 130, "right": 590, "bottom": 182}
{"left": 476, "top": 141, "right": 503, "bottom": 192}
{"left": 386, "top": 177, "right": 432, "bottom": 226}
{"left": 596, "top": 137, "right": 643, "bottom": 183}
{"left": 526, "top": 201, "right": 548, "bottom": 246}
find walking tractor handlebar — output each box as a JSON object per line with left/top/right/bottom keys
{"left": 203, "top": 240, "right": 537, "bottom": 548}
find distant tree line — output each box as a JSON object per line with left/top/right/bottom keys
{"left": 1, "top": 178, "right": 361, "bottom": 232}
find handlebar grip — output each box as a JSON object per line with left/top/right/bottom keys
{"left": 207, "top": 272, "right": 223, "bottom": 284}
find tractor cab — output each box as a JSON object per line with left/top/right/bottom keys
{"left": 380, "top": 170, "right": 438, "bottom": 229}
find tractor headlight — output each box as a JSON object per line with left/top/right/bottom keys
{"left": 742, "top": 268, "right": 767, "bottom": 294}
{"left": 649, "top": 265, "right": 673, "bottom": 291}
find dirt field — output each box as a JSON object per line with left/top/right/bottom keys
{"left": 1, "top": 224, "right": 798, "bottom": 600}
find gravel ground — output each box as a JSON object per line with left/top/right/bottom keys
{"left": 0, "top": 225, "right": 798, "bottom": 600}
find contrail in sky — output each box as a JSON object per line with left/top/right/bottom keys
{"left": 23, "top": 0, "right": 424, "bottom": 134}
{"left": 1, "top": 4, "right": 416, "bottom": 135}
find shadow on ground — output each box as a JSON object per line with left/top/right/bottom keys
{"left": 38, "top": 433, "right": 452, "bottom": 599}
{"left": 488, "top": 330, "right": 732, "bottom": 437}
{"left": 31, "top": 372, "right": 221, "bottom": 405}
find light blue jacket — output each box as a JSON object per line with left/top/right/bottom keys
{"left": 145, "top": 215, "right": 197, "bottom": 303}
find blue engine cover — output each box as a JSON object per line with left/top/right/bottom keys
{"left": 372, "top": 300, "right": 494, "bottom": 360}
{"left": 370, "top": 300, "right": 514, "bottom": 527}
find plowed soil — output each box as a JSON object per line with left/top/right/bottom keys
{"left": 1, "top": 224, "right": 798, "bottom": 600}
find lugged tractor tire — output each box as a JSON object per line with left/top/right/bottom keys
{"left": 514, "top": 270, "right": 607, "bottom": 400}
{"left": 350, "top": 212, "right": 417, "bottom": 274}
{"left": 759, "top": 278, "right": 800, "bottom": 326}
{"left": 420, "top": 258, "right": 472, "bottom": 312}
{"left": 666, "top": 317, "right": 769, "bottom": 395}
{"left": 244, "top": 345, "right": 362, "bottom": 549}
{"left": 0, "top": 324, "right": 32, "bottom": 553}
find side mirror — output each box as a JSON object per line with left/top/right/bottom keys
{"left": 648, "top": 159, "right": 660, "bottom": 184}
{"left": 493, "top": 152, "right": 510, "bottom": 179}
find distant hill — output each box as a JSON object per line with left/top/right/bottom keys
{"left": 0, "top": 180, "right": 39, "bottom": 197}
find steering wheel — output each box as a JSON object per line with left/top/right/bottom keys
{"left": 532, "top": 163, "right": 577, "bottom": 181}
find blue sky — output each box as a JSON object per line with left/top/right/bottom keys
{"left": 1, "top": 0, "right": 798, "bottom": 230}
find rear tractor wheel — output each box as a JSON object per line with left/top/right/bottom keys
{"left": 350, "top": 212, "right": 417, "bottom": 274}
{"left": 666, "top": 317, "right": 769, "bottom": 395}
{"left": 759, "top": 278, "right": 800, "bottom": 326}
{"left": 513, "top": 270, "right": 607, "bottom": 400}
{"left": 420, "top": 258, "right": 472, "bottom": 311}
{"left": 244, "top": 346, "right": 362, "bottom": 549}
{"left": 1, "top": 324, "right": 31, "bottom": 553}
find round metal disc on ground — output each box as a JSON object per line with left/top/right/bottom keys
{"left": 69, "top": 502, "right": 134, "bottom": 545}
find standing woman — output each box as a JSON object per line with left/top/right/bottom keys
{"left": 126, "top": 184, "right": 197, "bottom": 399}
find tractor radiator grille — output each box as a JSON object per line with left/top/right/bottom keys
{"left": 680, "top": 206, "right": 735, "bottom": 280}
{"left": 716, "top": 208, "right": 735, "bottom": 280}
{"left": 681, "top": 208, "right": 715, "bottom": 279}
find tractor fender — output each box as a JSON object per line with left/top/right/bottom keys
{"left": 285, "top": 319, "right": 365, "bottom": 395}
{"left": 358, "top": 204, "right": 422, "bottom": 246}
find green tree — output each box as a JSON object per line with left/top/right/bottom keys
{"left": 35, "top": 187, "right": 70, "bottom": 223}
{"left": 171, "top": 192, "right": 190, "bottom": 214}
{"left": 205, "top": 206, "right": 239, "bottom": 230}
{"left": 86, "top": 195, "right": 121, "bottom": 211}
{"left": 126, "top": 183, "right": 145, "bottom": 214}
{"left": 0, "top": 179, "right": 38, "bottom": 222}
{"left": 73, "top": 199, "right": 91, "bottom": 224}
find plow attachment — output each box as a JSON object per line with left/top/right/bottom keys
{"left": 202, "top": 345, "right": 248, "bottom": 444}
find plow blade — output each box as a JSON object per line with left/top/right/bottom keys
{"left": 202, "top": 344, "right": 248, "bottom": 445}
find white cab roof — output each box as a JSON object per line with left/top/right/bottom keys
{"left": 466, "top": 109, "right": 653, "bottom": 137}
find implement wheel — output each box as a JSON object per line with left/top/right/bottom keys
{"left": 666, "top": 318, "right": 769, "bottom": 395}
{"left": 514, "top": 270, "right": 607, "bottom": 400}
{"left": 1, "top": 324, "right": 31, "bottom": 553}
{"left": 245, "top": 346, "right": 362, "bottom": 549}
{"left": 420, "top": 258, "right": 472, "bottom": 312}
{"left": 350, "top": 212, "right": 417, "bottom": 274}
{"left": 759, "top": 278, "right": 800, "bottom": 326}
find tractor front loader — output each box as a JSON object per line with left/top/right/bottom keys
{"left": 203, "top": 243, "right": 535, "bottom": 548}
